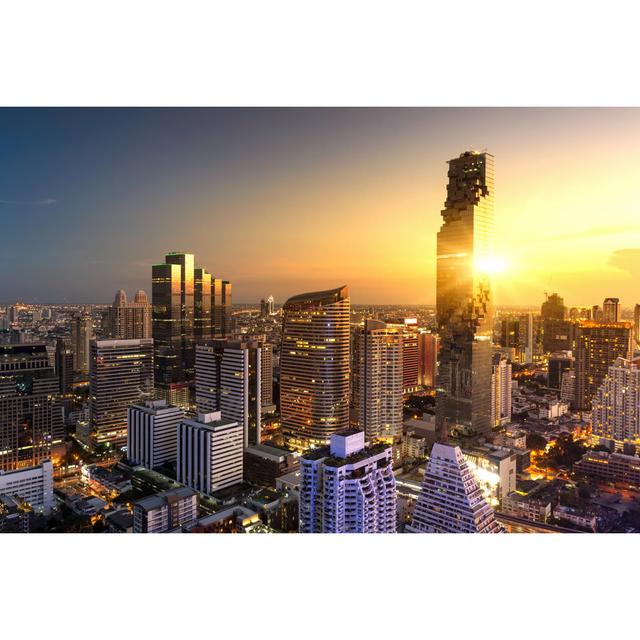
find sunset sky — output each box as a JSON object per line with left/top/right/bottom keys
{"left": 1, "top": 107, "right": 639, "bottom": 307}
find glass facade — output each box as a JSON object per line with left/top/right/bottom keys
{"left": 280, "top": 286, "right": 350, "bottom": 450}
{"left": 435, "top": 151, "right": 494, "bottom": 438}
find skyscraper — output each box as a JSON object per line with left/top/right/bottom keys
{"left": 89, "top": 338, "right": 154, "bottom": 449}
{"left": 603, "top": 297, "right": 620, "bottom": 323}
{"left": 152, "top": 252, "right": 233, "bottom": 408}
{"left": 194, "top": 268, "right": 213, "bottom": 341}
{"left": 350, "top": 319, "right": 403, "bottom": 441}
{"left": 0, "top": 344, "right": 63, "bottom": 471}
{"left": 71, "top": 314, "right": 93, "bottom": 374}
{"left": 490, "top": 354, "right": 512, "bottom": 428}
{"left": 299, "top": 429, "right": 397, "bottom": 533}
{"left": 435, "top": 151, "right": 494, "bottom": 439}
{"left": 573, "top": 321, "right": 632, "bottom": 411}
{"left": 280, "top": 286, "right": 350, "bottom": 451}
{"left": 212, "top": 278, "right": 232, "bottom": 337}
{"left": 418, "top": 331, "right": 439, "bottom": 387}
{"left": 176, "top": 411, "right": 244, "bottom": 494}
{"left": 408, "top": 442, "right": 501, "bottom": 533}
{"left": 195, "top": 339, "right": 262, "bottom": 447}
{"left": 55, "top": 337, "right": 74, "bottom": 395}
{"left": 634, "top": 304, "right": 640, "bottom": 349}
{"left": 592, "top": 357, "right": 640, "bottom": 449}
{"left": 105, "top": 289, "right": 152, "bottom": 339}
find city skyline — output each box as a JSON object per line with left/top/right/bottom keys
{"left": 3, "top": 108, "right": 640, "bottom": 306}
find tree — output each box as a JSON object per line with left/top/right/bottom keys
{"left": 526, "top": 432, "right": 547, "bottom": 451}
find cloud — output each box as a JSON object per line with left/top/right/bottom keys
{"left": 0, "top": 197, "right": 57, "bottom": 206}
{"left": 608, "top": 248, "right": 640, "bottom": 277}
{"left": 551, "top": 224, "right": 640, "bottom": 242}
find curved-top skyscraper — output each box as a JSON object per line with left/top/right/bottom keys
{"left": 435, "top": 151, "right": 495, "bottom": 439}
{"left": 280, "top": 286, "right": 350, "bottom": 451}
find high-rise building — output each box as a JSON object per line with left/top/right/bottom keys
{"left": 280, "top": 286, "right": 350, "bottom": 451}
{"left": 132, "top": 486, "right": 198, "bottom": 533}
{"left": 603, "top": 297, "right": 620, "bottom": 323}
{"left": 299, "top": 429, "right": 396, "bottom": 533}
{"left": 500, "top": 317, "right": 520, "bottom": 350}
{"left": 401, "top": 322, "right": 420, "bottom": 394}
{"left": 260, "top": 295, "right": 275, "bottom": 318}
{"left": 127, "top": 399, "right": 184, "bottom": 468}
{"left": 212, "top": 278, "right": 232, "bottom": 337}
{"left": 592, "top": 357, "right": 640, "bottom": 449}
{"left": 548, "top": 351, "right": 574, "bottom": 390}
{"left": 541, "top": 292, "right": 565, "bottom": 320}
{"left": 55, "top": 337, "right": 74, "bottom": 395}
{"left": 517, "top": 312, "right": 537, "bottom": 363}
{"left": 89, "top": 338, "right": 154, "bottom": 450}
{"left": 105, "top": 289, "right": 152, "bottom": 340}
{"left": 350, "top": 319, "right": 403, "bottom": 441}
{"left": 195, "top": 339, "right": 262, "bottom": 447}
{"left": 0, "top": 344, "right": 63, "bottom": 471}
{"left": 71, "top": 314, "right": 93, "bottom": 374}
{"left": 418, "top": 331, "right": 439, "bottom": 387}
{"left": 152, "top": 252, "right": 232, "bottom": 408}
{"left": 490, "top": 354, "right": 512, "bottom": 428}
{"left": 408, "top": 442, "right": 501, "bottom": 533}
{"left": 435, "top": 151, "right": 494, "bottom": 439}
{"left": 591, "top": 305, "right": 604, "bottom": 321}
{"left": 260, "top": 340, "right": 274, "bottom": 407}
{"left": 634, "top": 304, "right": 640, "bottom": 349}
{"left": 176, "top": 411, "right": 243, "bottom": 494}
{"left": 573, "top": 321, "right": 632, "bottom": 411}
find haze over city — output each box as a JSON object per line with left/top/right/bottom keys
{"left": 2, "top": 107, "right": 640, "bottom": 307}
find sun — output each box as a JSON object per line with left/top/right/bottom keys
{"left": 475, "top": 255, "right": 508, "bottom": 275}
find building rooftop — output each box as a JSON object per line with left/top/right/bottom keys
{"left": 284, "top": 285, "right": 348, "bottom": 308}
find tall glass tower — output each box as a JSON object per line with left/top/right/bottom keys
{"left": 280, "top": 286, "right": 350, "bottom": 451}
{"left": 435, "top": 151, "right": 495, "bottom": 439}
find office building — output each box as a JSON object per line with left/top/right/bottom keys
{"left": 0, "top": 460, "right": 53, "bottom": 515}
{"left": 418, "top": 331, "right": 439, "bottom": 387}
{"left": 132, "top": 486, "right": 198, "bottom": 533}
{"left": 603, "top": 297, "right": 620, "bottom": 323}
{"left": 71, "top": 314, "right": 93, "bottom": 374}
{"left": 573, "top": 321, "right": 632, "bottom": 410}
{"left": 350, "top": 319, "right": 403, "bottom": 441}
{"left": 490, "top": 354, "right": 512, "bottom": 428}
{"left": 408, "top": 442, "right": 501, "bottom": 533}
{"left": 195, "top": 339, "right": 262, "bottom": 446}
{"left": 299, "top": 429, "right": 396, "bottom": 533}
{"left": 89, "top": 339, "right": 154, "bottom": 449}
{"left": 548, "top": 351, "right": 574, "bottom": 390}
{"left": 177, "top": 411, "right": 243, "bottom": 494}
{"left": 127, "top": 399, "right": 184, "bottom": 468}
{"left": 105, "top": 289, "right": 152, "bottom": 339}
{"left": 592, "top": 357, "right": 640, "bottom": 449}
{"left": 280, "top": 286, "right": 350, "bottom": 450}
{"left": 634, "top": 304, "right": 640, "bottom": 349}
{"left": 260, "top": 295, "right": 275, "bottom": 317}
{"left": 152, "top": 252, "right": 195, "bottom": 407}
{"left": 55, "top": 338, "right": 74, "bottom": 395}
{"left": 194, "top": 267, "right": 213, "bottom": 341}
{"left": 0, "top": 344, "right": 63, "bottom": 471}
{"left": 152, "top": 252, "right": 232, "bottom": 408}
{"left": 435, "top": 151, "right": 494, "bottom": 439}
{"left": 212, "top": 278, "right": 232, "bottom": 337}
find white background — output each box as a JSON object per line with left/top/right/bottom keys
{"left": 2, "top": 2, "right": 640, "bottom": 639}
